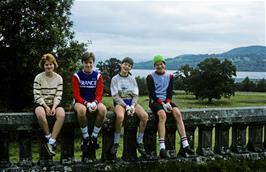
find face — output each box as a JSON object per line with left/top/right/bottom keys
{"left": 44, "top": 60, "right": 54, "bottom": 73}
{"left": 120, "top": 62, "right": 132, "bottom": 74}
{"left": 83, "top": 59, "right": 94, "bottom": 73}
{"left": 154, "top": 61, "right": 165, "bottom": 73}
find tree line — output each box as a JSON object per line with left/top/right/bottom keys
{"left": 0, "top": 0, "right": 264, "bottom": 111}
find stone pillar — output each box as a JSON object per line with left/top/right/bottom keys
{"left": 185, "top": 125, "right": 196, "bottom": 150}
{"left": 38, "top": 117, "right": 55, "bottom": 166}
{"left": 101, "top": 113, "right": 115, "bottom": 161}
{"left": 264, "top": 124, "right": 266, "bottom": 149}
{"left": 82, "top": 111, "right": 97, "bottom": 162}
{"left": 60, "top": 124, "right": 75, "bottom": 164}
{"left": 165, "top": 113, "right": 177, "bottom": 158}
{"left": 230, "top": 123, "right": 248, "bottom": 153}
{"left": 18, "top": 130, "right": 32, "bottom": 167}
{"left": 0, "top": 131, "right": 10, "bottom": 168}
{"left": 197, "top": 124, "right": 214, "bottom": 156}
{"left": 247, "top": 122, "right": 264, "bottom": 152}
{"left": 122, "top": 114, "right": 139, "bottom": 161}
{"left": 214, "top": 124, "right": 230, "bottom": 155}
{"left": 38, "top": 131, "right": 53, "bottom": 166}
{"left": 144, "top": 112, "right": 157, "bottom": 158}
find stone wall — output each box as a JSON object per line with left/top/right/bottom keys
{"left": 0, "top": 106, "right": 266, "bottom": 171}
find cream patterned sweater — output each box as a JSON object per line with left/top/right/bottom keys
{"left": 33, "top": 72, "right": 63, "bottom": 107}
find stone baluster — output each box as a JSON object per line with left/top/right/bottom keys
{"left": 214, "top": 123, "right": 231, "bottom": 155}
{"left": 60, "top": 124, "right": 75, "bottom": 164}
{"left": 230, "top": 123, "right": 248, "bottom": 153}
{"left": 0, "top": 131, "right": 10, "bottom": 168}
{"left": 122, "top": 114, "right": 139, "bottom": 161}
{"left": 197, "top": 124, "right": 214, "bottom": 156}
{"left": 101, "top": 113, "right": 116, "bottom": 161}
{"left": 18, "top": 130, "right": 32, "bottom": 167}
{"left": 184, "top": 125, "right": 197, "bottom": 152}
{"left": 165, "top": 113, "right": 177, "bottom": 158}
{"left": 144, "top": 112, "right": 157, "bottom": 158}
{"left": 247, "top": 122, "right": 264, "bottom": 152}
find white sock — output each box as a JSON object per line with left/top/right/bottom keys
{"left": 81, "top": 126, "right": 89, "bottom": 139}
{"left": 137, "top": 132, "right": 144, "bottom": 144}
{"left": 159, "top": 138, "right": 166, "bottom": 150}
{"left": 92, "top": 126, "right": 101, "bottom": 138}
{"left": 114, "top": 132, "right": 121, "bottom": 144}
{"left": 45, "top": 133, "right": 51, "bottom": 140}
{"left": 48, "top": 138, "right": 56, "bottom": 145}
{"left": 181, "top": 136, "right": 189, "bottom": 148}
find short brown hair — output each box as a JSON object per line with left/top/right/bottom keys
{"left": 39, "top": 53, "right": 58, "bottom": 69}
{"left": 82, "top": 52, "right": 95, "bottom": 63}
{"left": 122, "top": 57, "right": 134, "bottom": 66}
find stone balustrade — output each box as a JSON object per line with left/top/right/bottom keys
{"left": 0, "top": 106, "right": 266, "bottom": 171}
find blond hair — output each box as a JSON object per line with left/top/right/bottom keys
{"left": 39, "top": 53, "right": 58, "bottom": 69}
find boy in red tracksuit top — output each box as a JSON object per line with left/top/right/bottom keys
{"left": 72, "top": 52, "right": 107, "bottom": 157}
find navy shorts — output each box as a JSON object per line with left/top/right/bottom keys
{"left": 113, "top": 99, "right": 132, "bottom": 107}
{"left": 150, "top": 102, "right": 177, "bottom": 115}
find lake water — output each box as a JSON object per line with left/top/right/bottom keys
{"left": 131, "top": 69, "right": 266, "bottom": 80}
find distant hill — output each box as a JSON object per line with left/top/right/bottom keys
{"left": 134, "top": 45, "right": 266, "bottom": 72}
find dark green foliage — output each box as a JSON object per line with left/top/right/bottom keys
{"left": 135, "top": 76, "right": 148, "bottom": 95}
{"left": 96, "top": 58, "right": 121, "bottom": 95}
{"left": 175, "top": 58, "right": 236, "bottom": 102}
{"left": 235, "top": 77, "right": 266, "bottom": 92}
{"left": 256, "top": 78, "right": 266, "bottom": 92}
{"left": 0, "top": 0, "right": 86, "bottom": 111}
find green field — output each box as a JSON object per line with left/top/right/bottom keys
{"left": 8, "top": 91, "right": 266, "bottom": 162}
{"left": 102, "top": 91, "right": 266, "bottom": 111}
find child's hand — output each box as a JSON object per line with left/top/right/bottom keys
{"left": 163, "top": 103, "right": 172, "bottom": 113}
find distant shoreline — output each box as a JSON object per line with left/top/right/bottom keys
{"left": 130, "top": 69, "right": 266, "bottom": 80}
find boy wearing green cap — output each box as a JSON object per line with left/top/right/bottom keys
{"left": 146, "top": 55, "right": 194, "bottom": 159}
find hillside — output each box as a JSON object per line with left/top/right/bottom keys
{"left": 134, "top": 45, "right": 266, "bottom": 72}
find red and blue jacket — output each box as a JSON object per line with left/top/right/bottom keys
{"left": 72, "top": 70, "right": 103, "bottom": 105}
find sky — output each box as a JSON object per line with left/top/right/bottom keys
{"left": 70, "top": 0, "right": 265, "bottom": 62}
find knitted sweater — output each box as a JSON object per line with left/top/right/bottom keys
{"left": 111, "top": 73, "right": 138, "bottom": 107}
{"left": 33, "top": 72, "right": 63, "bottom": 107}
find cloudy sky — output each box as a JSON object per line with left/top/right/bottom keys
{"left": 70, "top": 0, "right": 265, "bottom": 62}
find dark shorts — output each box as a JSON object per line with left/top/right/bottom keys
{"left": 150, "top": 102, "right": 177, "bottom": 115}
{"left": 33, "top": 103, "right": 63, "bottom": 113}
{"left": 113, "top": 99, "right": 132, "bottom": 107}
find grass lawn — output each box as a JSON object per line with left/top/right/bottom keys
{"left": 8, "top": 91, "right": 266, "bottom": 162}
{"left": 102, "top": 91, "right": 266, "bottom": 111}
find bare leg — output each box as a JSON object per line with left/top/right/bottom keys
{"left": 74, "top": 103, "right": 87, "bottom": 128}
{"left": 172, "top": 107, "right": 186, "bottom": 137}
{"left": 94, "top": 103, "right": 107, "bottom": 128}
{"left": 157, "top": 109, "right": 167, "bottom": 139}
{"left": 35, "top": 106, "right": 50, "bottom": 135}
{"left": 114, "top": 105, "right": 125, "bottom": 133}
{"left": 134, "top": 104, "right": 148, "bottom": 133}
{"left": 51, "top": 107, "right": 65, "bottom": 139}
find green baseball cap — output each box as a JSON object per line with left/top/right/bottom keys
{"left": 153, "top": 55, "right": 165, "bottom": 64}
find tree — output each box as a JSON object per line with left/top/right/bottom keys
{"left": 96, "top": 58, "right": 121, "bottom": 95}
{"left": 256, "top": 79, "right": 266, "bottom": 92}
{"left": 176, "top": 58, "right": 236, "bottom": 102}
{"left": 196, "top": 58, "right": 236, "bottom": 102}
{"left": 135, "top": 76, "right": 148, "bottom": 95}
{"left": 0, "top": 0, "right": 86, "bottom": 111}
{"left": 174, "top": 64, "right": 194, "bottom": 91}
{"left": 240, "top": 77, "right": 256, "bottom": 91}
